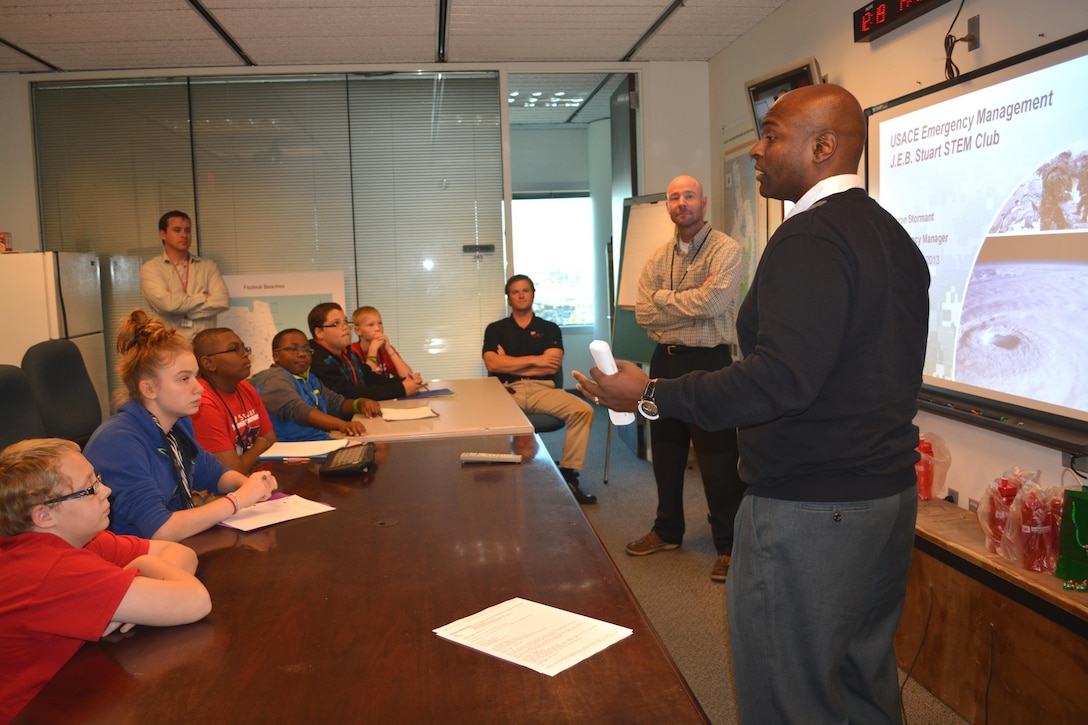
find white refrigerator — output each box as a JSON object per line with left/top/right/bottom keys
{"left": 0, "top": 251, "right": 110, "bottom": 420}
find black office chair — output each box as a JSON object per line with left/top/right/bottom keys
{"left": 0, "top": 364, "right": 49, "bottom": 450}
{"left": 525, "top": 368, "right": 566, "bottom": 434}
{"left": 21, "top": 339, "right": 103, "bottom": 448}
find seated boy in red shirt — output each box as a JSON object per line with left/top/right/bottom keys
{"left": 349, "top": 305, "right": 423, "bottom": 388}
{"left": 0, "top": 438, "right": 212, "bottom": 724}
{"left": 191, "top": 327, "right": 277, "bottom": 473}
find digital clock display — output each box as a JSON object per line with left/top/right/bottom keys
{"left": 853, "top": 0, "right": 954, "bottom": 43}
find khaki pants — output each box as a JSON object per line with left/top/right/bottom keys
{"left": 506, "top": 379, "right": 593, "bottom": 470}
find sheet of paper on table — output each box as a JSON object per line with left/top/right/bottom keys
{"left": 380, "top": 405, "right": 438, "bottom": 421}
{"left": 218, "top": 494, "right": 335, "bottom": 532}
{"left": 259, "top": 439, "right": 348, "bottom": 459}
{"left": 433, "top": 597, "right": 633, "bottom": 677}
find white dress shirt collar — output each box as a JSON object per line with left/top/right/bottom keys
{"left": 785, "top": 174, "right": 864, "bottom": 220}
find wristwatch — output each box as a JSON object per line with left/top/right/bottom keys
{"left": 637, "top": 378, "right": 660, "bottom": 420}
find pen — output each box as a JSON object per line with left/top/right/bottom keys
{"left": 284, "top": 457, "right": 311, "bottom": 464}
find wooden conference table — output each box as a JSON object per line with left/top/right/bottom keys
{"left": 355, "top": 377, "right": 534, "bottom": 442}
{"left": 18, "top": 435, "right": 708, "bottom": 724}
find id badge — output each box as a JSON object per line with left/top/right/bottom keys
{"left": 181, "top": 318, "right": 194, "bottom": 328}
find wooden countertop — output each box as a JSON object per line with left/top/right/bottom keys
{"left": 915, "top": 498, "right": 1088, "bottom": 623}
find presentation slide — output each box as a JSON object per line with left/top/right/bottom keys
{"left": 870, "top": 43, "right": 1088, "bottom": 423}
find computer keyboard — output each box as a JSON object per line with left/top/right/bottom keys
{"left": 319, "top": 442, "right": 376, "bottom": 477}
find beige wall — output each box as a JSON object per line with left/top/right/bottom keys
{"left": 707, "top": 0, "right": 1088, "bottom": 506}
{"left": 640, "top": 61, "right": 712, "bottom": 196}
{"left": 0, "top": 73, "right": 40, "bottom": 252}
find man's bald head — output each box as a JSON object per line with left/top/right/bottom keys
{"left": 667, "top": 175, "right": 704, "bottom": 198}
{"left": 666, "top": 175, "right": 709, "bottom": 241}
{"left": 775, "top": 84, "right": 865, "bottom": 169}
{"left": 750, "top": 84, "right": 866, "bottom": 202}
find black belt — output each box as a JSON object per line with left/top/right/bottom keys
{"left": 661, "top": 343, "right": 729, "bottom": 356}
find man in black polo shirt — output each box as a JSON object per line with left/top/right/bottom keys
{"left": 482, "top": 275, "right": 595, "bottom": 504}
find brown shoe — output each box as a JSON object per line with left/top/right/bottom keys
{"left": 710, "top": 554, "right": 731, "bottom": 582}
{"left": 625, "top": 531, "right": 679, "bottom": 556}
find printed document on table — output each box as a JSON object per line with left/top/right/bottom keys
{"left": 218, "top": 494, "right": 334, "bottom": 532}
{"left": 433, "top": 597, "right": 632, "bottom": 676}
{"left": 380, "top": 405, "right": 438, "bottom": 421}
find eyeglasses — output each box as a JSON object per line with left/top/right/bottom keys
{"left": 273, "top": 346, "right": 314, "bottom": 355}
{"left": 320, "top": 319, "right": 351, "bottom": 328}
{"left": 207, "top": 345, "right": 251, "bottom": 357}
{"left": 43, "top": 473, "right": 102, "bottom": 505}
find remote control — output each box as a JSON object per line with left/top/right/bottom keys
{"left": 460, "top": 452, "right": 523, "bottom": 464}
{"left": 588, "top": 340, "right": 636, "bottom": 425}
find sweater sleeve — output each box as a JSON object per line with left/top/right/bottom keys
{"left": 658, "top": 231, "right": 851, "bottom": 431}
{"left": 255, "top": 368, "right": 318, "bottom": 424}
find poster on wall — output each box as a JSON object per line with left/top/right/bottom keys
{"left": 219, "top": 272, "right": 345, "bottom": 374}
{"left": 723, "top": 141, "right": 761, "bottom": 303}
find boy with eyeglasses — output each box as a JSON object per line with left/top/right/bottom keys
{"left": 307, "top": 302, "right": 420, "bottom": 401}
{"left": 191, "top": 327, "right": 277, "bottom": 473}
{"left": 0, "top": 438, "right": 211, "bottom": 723}
{"left": 252, "top": 328, "right": 381, "bottom": 441}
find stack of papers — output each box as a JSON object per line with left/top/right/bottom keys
{"left": 433, "top": 597, "right": 632, "bottom": 676}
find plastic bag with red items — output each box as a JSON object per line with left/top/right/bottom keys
{"left": 998, "top": 482, "right": 1065, "bottom": 572}
{"left": 916, "top": 432, "right": 951, "bottom": 501}
{"left": 976, "top": 467, "right": 1038, "bottom": 554}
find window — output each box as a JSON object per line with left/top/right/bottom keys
{"left": 511, "top": 197, "right": 594, "bottom": 326}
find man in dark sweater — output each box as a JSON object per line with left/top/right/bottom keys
{"left": 575, "top": 84, "right": 930, "bottom": 724}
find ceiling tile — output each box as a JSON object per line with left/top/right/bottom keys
{"left": 448, "top": 1, "right": 667, "bottom": 62}
{"left": 0, "top": 41, "right": 50, "bottom": 72}
{"left": 0, "top": 0, "right": 789, "bottom": 126}
{"left": 0, "top": 1, "right": 242, "bottom": 70}
{"left": 631, "top": 0, "right": 782, "bottom": 60}
{"left": 205, "top": 1, "right": 436, "bottom": 65}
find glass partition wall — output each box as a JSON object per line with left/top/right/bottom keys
{"left": 33, "top": 72, "right": 506, "bottom": 392}
{"left": 32, "top": 69, "right": 637, "bottom": 401}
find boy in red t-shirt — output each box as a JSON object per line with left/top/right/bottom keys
{"left": 350, "top": 306, "right": 423, "bottom": 389}
{"left": 0, "top": 439, "right": 211, "bottom": 724}
{"left": 191, "top": 327, "right": 278, "bottom": 473}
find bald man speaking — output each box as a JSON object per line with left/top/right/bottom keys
{"left": 576, "top": 85, "right": 930, "bottom": 723}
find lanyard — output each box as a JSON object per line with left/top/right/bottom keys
{"left": 172, "top": 258, "right": 190, "bottom": 293}
{"left": 210, "top": 385, "right": 246, "bottom": 453}
{"left": 668, "top": 227, "right": 708, "bottom": 291}
{"left": 339, "top": 350, "right": 359, "bottom": 385}
{"left": 151, "top": 413, "right": 193, "bottom": 510}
